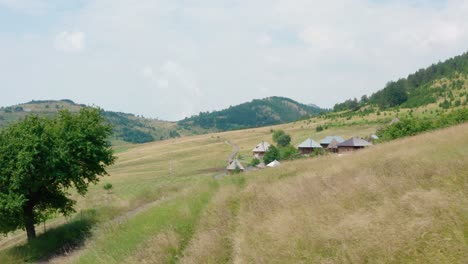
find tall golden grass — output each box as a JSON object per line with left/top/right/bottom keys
{"left": 234, "top": 123, "right": 468, "bottom": 263}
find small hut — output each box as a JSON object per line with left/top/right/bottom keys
{"left": 337, "top": 137, "right": 372, "bottom": 153}
{"left": 320, "top": 136, "right": 344, "bottom": 148}
{"left": 267, "top": 160, "right": 281, "bottom": 168}
{"left": 327, "top": 138, "right": 340, "bottom": 153}
{"left": 252, "top": 141, "right": 271, "bottom": 159}
{"left": 297, "top": 138, "right": 322, "bottom": 154}
{"left": 226, "top": 159, "right": 245, "bottom": 172}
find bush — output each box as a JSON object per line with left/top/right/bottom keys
{"left": 249, "top": 158, "right": 260, "bottom": 167}
{"left": 377, "top": 108, "right": 468, "bottom": 141}
{"left": 263, "top": 145, "right": 280, "bottom": 165}
{"left": 279, "top": 145, "right": 298, "bottom": 160}
{"left": 272, "top": 130, "right": 286, "bottom": 142}
{"left": 103, "top": 183, "right": 113, "bottom": 192}
{"left": 276, "top": 134, "right": 291, "bottom": 147}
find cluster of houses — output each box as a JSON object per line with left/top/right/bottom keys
{"left": 227, "top": 135, "right": 376, "bottom": 173}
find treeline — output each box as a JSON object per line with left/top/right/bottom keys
{"left": 376, "top": 108, "right": 468, "bottom": 141}
{"left": 334, "top": 51, "right": 468, "bottom": 111}
{"left": 178, "top": 97, "right": 322, "bottom": 131}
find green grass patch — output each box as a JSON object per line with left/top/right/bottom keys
{"left": 0, "top": 210, "right": 97, "bottom": 263}
{"left": 77, "top": 180, "right": 218, "bottom": 264}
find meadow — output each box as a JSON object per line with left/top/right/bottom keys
{"left": 0, "top": 113, "right": 466, "bottom": 263}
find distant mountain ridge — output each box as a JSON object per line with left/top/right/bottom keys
{"left": 177, "top": 96, "right": 324, "bottom": 131}
{"left": 0, "top": 97, "right": 323, "bottom": 144}
{"left": 0, "top": 99, "right": 181, "bottom": 144}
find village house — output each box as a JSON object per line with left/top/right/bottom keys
{"left": 337, "top": 137, "right": 372, "bottom": 153}
{"left": 320, "top": 136, "right": 344, "bottom": 148}
{"left": 267, "top": 160, "right": 281, "bottom": 168}
{"left": 252, "top": 141, "right": 270, "bottom": 159}
{"left": 327, "top": 138, "right": 340, "bottom": 153}
{"left": 297, "top": 138, "right": 322, "bottom": 154}
{"left": 226, "top": 159, "right": 245, "bottom": 172}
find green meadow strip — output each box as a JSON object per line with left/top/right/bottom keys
{"left": 78, "top": 180, "right": 218, "bottom": 264}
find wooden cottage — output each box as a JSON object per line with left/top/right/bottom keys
{"left": 226, "top": 159, "right": 245, "bottom": 172}
{"left": 252, "top": 141, "right": 270, "bottom": 159}
{"left": 327, "top": 138, "right": 339, "bottom": 153}
{"left": 297, "top": 138, "right": 322, "bottom": 154}
{"left": 320, "top": 136, "right": 344, "bottom": 148}
{"left": 337, "top": 137, "right": 372, "bottom": 153}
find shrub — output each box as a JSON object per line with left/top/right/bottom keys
{"left": 279, "top": 145, "right": 298, "bottom": 160}
{"left": 263, "top": 145, "right": 280, "bottom": 165}
{"left": 249, "top": 158, "right": 260, "bottom": 167}
{"left": 103, "top": 183, "right": 113, "bottom": 193}
{"left": 276, "top": 134, "right": 291, "bottom": 147}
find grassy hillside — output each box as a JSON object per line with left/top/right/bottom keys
{"left": 0, "top": 100, "right": 182, "bottom": 144}
{"left": 334, "top": 51, "right": 468, "bottom": 111}
{"left": 0, "top": 110, "right": 466, "bottom": 263}
{"left": 178, "top": 96, "right": 323, "bottom": 132}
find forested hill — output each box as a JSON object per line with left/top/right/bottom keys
{"left": 177, "top": 96, "right": 323, "bottom": 131}
{"left": 334, "top": 51, "right": 468, "bottom": 111}
{"left": 0, "top": 100, "right": 181, "bottom": 144}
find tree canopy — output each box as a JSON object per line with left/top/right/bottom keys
{"left": 0, "top": 108, "right": 116, "bottom": 241}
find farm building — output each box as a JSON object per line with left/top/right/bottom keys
{"left": 226, "top": 159, "right": 245, "bottom": 172}
{"left": 267, "top": 160, "right": 281, "bottom": 167}
{"left": 337, "top": 137, "right": 372, "bottom": 153}
{"left": 252, "top": 141, "right": 271, "bottom": 159}
{"left": 327, "top": 138, "right": 340, "bottom": 153}
{"left": 320, "top": 136, "right": 344, "bottom": 148}
{"left": 297, "top": 138, "right": 322, "bottom": 154}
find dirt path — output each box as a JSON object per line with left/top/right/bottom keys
{"left": 35, "top": 193, "right": 180, "bottom": 264}
{"left": 225, "top": 140, "right": 239, "bottom": 162}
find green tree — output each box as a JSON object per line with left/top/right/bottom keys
{"left": 263, "top": 145, "right": 280, "bottom": 165}
{"left": 276, "top": 134, "right": 291, "bottom": 147}
{"left": 272, "top": 130, "right": 286, "bottom": 142}
{"left": 0, "top": 108, "right": 116, "bottom": 241}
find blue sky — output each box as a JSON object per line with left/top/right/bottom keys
{"left": 1, "top": 0, "right": 467, "bottom": 120}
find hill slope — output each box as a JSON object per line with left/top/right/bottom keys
{"left": 1, "top": 120, "right": 465, "bottom": 263}
{"left": 178, "top": 96, "right": 323, "bottom": 131}
{"left": 0, "top": 100, "right": 181, "bottom": 144}
{"left": 334, "top": 51, "right": 468, "bottom": 111}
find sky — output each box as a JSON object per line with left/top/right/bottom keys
{"left": 1, "top": 0, "right": 468, "bottom": 121}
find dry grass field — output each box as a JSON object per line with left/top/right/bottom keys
{"left": 0, "top": 116, "right": 466, "bottom": 263}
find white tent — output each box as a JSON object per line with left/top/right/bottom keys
{"left": 267, "top": 160, "right": 281, "bottom": 167}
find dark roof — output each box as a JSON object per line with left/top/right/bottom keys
{"left": 337, "top": 137, "right": 372, "bottom": 147}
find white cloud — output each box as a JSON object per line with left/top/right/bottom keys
{"left": 0, "top": 0, "right": 48, "bottom": 15}
{"left": 2, "top": 0, "right": 468, "bottom": 120}
{"left": 54, "top": 31, "right": 86, "bottom": 53}
{"left": 256, "top": 33, "right": 272, "bottom": 46}
{"left": 142, "top": 66, "right": 154, "bottom": 78}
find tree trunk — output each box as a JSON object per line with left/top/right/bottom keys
{"left": 24, "top": 204, "right": 36, "bottom": 241}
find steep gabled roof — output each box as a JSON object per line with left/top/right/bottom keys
{"left": 327, "top": 138, "right": 339, "bottom": 149}
{"left": 267, "top": 160, "right": 281, "bottom": 167}
{"left": 320, "top": 136, "right": 345, "bottom": 145}
{"left": 253, "top": 141, "right": 271, "bottom": 152}
{"left": 338, "top": 137, "right": 372, "bottom": 147}
{"left": 226, "top": 159, "right": 245, "bottom": 171}
{"left": 297, "top": 138, "right": 322, "bottom": 149}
